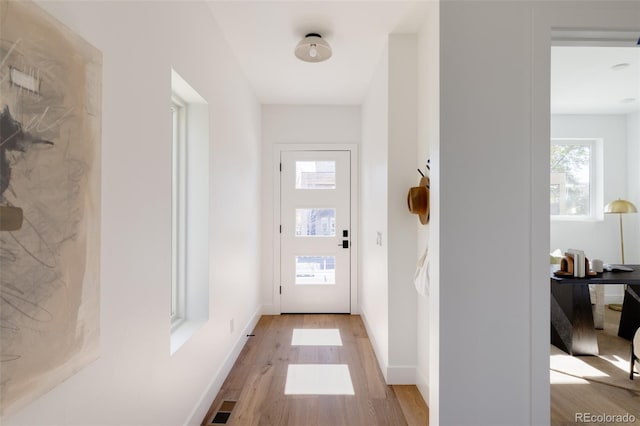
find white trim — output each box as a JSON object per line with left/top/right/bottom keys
{"left": 416, "top": 368, "right": 429, "bottom": 406}
{"left": 386, "top": 365, "right": 416, "bottom": 385}
{"left": 359, "top": 308, "right": 388, "bottom": 382}
{"left": 184, "top": 306, "right": 263, "bottom": 426}
{"left": 350, "top": 146, "right": 360, "bottom": 314}
{"left": 273, "top": 143, "right": 359, "bottom": 314}
{"left": 531, "top": 6, "right": 640, "bottom": 425}
{"left": 272, "top": 148, "right": 282, "bottom": 314}
{"left": 551, "top": 29, "right": 639, "bottom": 47}
{"left": 360, "top": 310, "right": 416, "bottom": 385}
{"left": 531, "top": 14, "right": 553, "bottom": 425}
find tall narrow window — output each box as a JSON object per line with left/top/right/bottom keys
{"left": 171, "top": 95, "right": 186, "bottom": 325}
{"left": 170, "top": 69, "right": 210, "bottom": 355}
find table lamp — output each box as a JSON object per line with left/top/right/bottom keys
{"left": 604, "top": 198, "right": 637, "bottom": 264}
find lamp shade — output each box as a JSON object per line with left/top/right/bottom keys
{"left": 295, "top": 33, "right": 332, "bottom": 63}
{"left": 604, "top": 199, "right": 638, "bottom": 214}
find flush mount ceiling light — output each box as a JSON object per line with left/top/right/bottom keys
{"left": 295, "top": 33, "right": 332, "bottom": 63}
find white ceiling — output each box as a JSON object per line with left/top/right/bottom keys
{"left": 206, "top": 3, "right": 640, "bottom": 112}
{"left": 206, "top": 1, "right": 429, "bottom": 105}
{"left": 551, "top": 46, "right": 640, "bottom": 114}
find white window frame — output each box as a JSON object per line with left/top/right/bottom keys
{"left": 170, "top": 69, "right": 210, "bottom": 355}
{"left": 550, "top": 138, "right": 603, "bottom": 222}
{"left": 171, "top": 94, "right": 187, "bottom": 328}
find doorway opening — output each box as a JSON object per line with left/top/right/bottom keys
{"left": 549, "top": 31, "right": 640, "bottom": 424}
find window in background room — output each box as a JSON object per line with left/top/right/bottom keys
{"left": 550, "top": 138, "right": 602, "bottom": 220}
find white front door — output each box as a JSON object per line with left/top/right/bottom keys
{"left": 280, "top": 150, "right": 351, "bottom": 313}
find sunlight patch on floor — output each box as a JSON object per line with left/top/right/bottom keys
{"left": 599, "top": 354, "right": 630, "bottom": 373}
{"left": 550, "top": 354, "right": 609, "bottom": 378}
{"left": 284, "top": 364, "right": 355, "bottom": 395}
{"left": 550, "top": 369, "right": 591, "bottom": 384}
{"left": 291, "top": 329, "right": 343, "bottom": 346}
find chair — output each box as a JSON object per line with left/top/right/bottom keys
{"left": 631, "top": 327, "right": 640, "bottom": 380}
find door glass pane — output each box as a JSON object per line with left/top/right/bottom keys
{"left": 296, "top": 209, "right": 336, "bottom": 236}
{"left": 295, "top": 256, "right": 336, "bottom": 285}
{"left": 296, "top": 161, "right": 336, "bottom": 189}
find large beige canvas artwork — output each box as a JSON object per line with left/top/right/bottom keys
{"left": 0, "top": 0, "right": 101, "bottom": 416}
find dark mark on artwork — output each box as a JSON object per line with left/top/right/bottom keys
{"left": 1, "top": 105, "right": 54, "bottom": 204}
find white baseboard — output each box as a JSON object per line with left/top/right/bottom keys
{"left": 386, "top": 365, "right": 416, "bottom": 384}
{"left": 360, "top": 309, "right": 417, "bottom": 385}
{"left": 359, "top": 308, "right": 388, "bottom": 382}
{"left": 185, "top": 306, "right": 262, "bottom": 426}
{"left": 262, "top": 303, "right": 360, "bottom": 315}
{"left": 416, "top": 369, "right": 429, "bottom": 403}
{"left": 416, "top": 382, "right": 429, "bottom": 404}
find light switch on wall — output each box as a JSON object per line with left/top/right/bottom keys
{"left": 376, "top": 232, "right": 382, "bottom": 246}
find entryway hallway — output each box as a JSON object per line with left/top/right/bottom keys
{"left": 201, "top": 314, "right": 428, "bottom": 425}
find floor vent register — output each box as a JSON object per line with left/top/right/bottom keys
{"left": 210, "top": 400, "right": 236, "bottom": 424}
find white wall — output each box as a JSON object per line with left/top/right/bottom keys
{"left": 5, "top": 2, "right": 262, "bottom": 425}
{"left": 416, "top": 1, "right": 439, "bottom": 404}
{"left": 359, "top": 35, "right": 421, "bottom": 384}
{"left": 387, "top": 35, "right": 418, "bottom": 383}
{"left": 440, "top": 5, "right": 534, "bottom": 422}
{"left": 551, "top": 115, "right": 628, "bottom": 303}
{"left": 360, "top": 45, "right": 390, "bottom": 375}
{"left": 260, "top": 105, "right": 361, "bottom": 314}
{"left": 437, "top": 2, "right": 639, "bottom": 425}
{"left": 626, "top": 111, "right": 640, "bottom": 264}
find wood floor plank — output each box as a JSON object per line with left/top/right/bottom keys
{"left": 229, "top": 364, "right": 275, "bottom": 426}
{"left": 282, "top": 396, "right": 319, "bottom": 426}
{"left": 202, "top": 314, "right": 426, "bottom": 426}
{"left": 356, "top": 337, "right": 388, "bottom": 399}
{"left": 392, "top": 385, "right": 429, "bottom": 426}
{"left": 371, "top": 387, "right": 409, "bottom": 426}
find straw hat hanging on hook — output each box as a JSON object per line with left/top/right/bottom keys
{"left": 408, "top": 176, "right": 430, "bottom": 225}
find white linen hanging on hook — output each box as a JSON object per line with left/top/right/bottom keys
{"left": 414, "top": 243, "right": 429, "bottom": 296}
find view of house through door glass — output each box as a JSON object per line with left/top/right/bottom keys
{"left": 281, "top": 150, "right": 351, "bottom": 313}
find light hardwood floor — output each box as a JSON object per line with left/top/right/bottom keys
{"left": 551, "top": 307, "right": 640, "bottom": 426}
{"left": 202, "top": 314, "right": 429, "bottom": 426}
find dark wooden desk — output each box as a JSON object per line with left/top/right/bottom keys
{"left": 550, "top": 265, "right": 640, "bottom": 355}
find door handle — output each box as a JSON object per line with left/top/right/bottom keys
{"left": 339, "top": 230, "right": 349, "bottom": 248}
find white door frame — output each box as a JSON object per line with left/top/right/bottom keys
{"left": 273, "top": 143, "right": 359, "bottom": 314}
{"left": 530, "top": 7, "right": 640, "bottom": 425}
